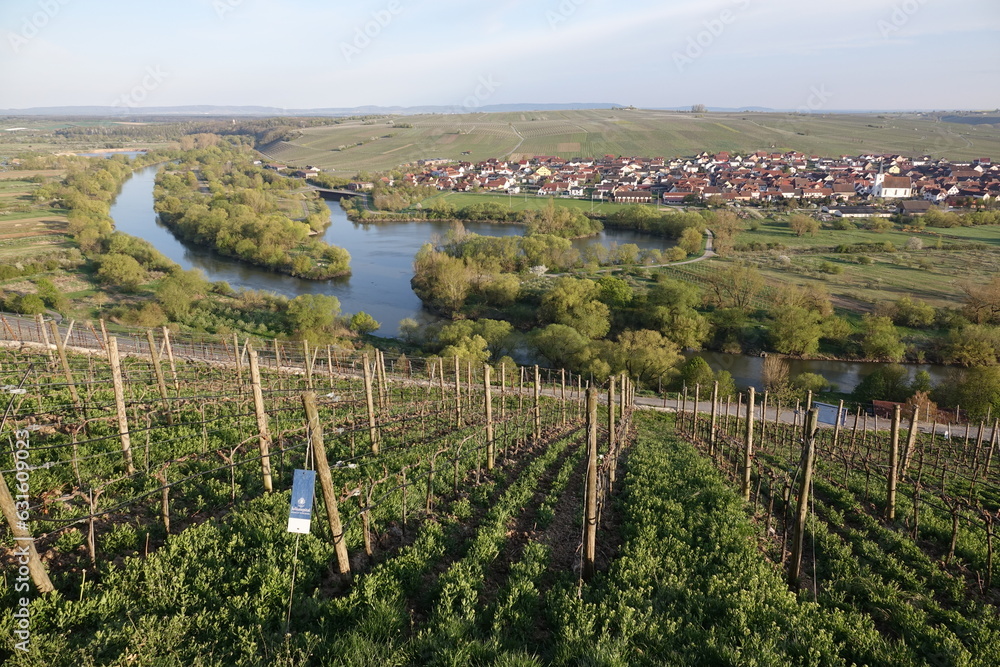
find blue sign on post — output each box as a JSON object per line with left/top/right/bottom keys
{"left": 814, "top": 402, "right": 846, "bottom": 427}
{"left": 287, "top": 469, "right": 316, "bottom": 534}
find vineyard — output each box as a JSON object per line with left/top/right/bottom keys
{"left": 674, "top": 386, "right": 1000, "bottom": 665}
{"left": 2, "top": 318, "right": 1000, "bottom": 665}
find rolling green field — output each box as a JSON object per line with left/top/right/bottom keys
{"left": 414, "top": 191, "right": 653, "bottom": 216}
{"left": 260, "top": 109, "right": 1000, "bottom": 173}
{"left": 680, "top": 219, "right": 1000, "bottom": 311}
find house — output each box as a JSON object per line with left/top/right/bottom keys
{"left": 872, "top": 173, "right": 912, "bottom": 198}
{"left": 899, "top": 200, "right": 933, "bottom": 215}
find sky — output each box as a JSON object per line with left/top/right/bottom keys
{"left": 0, "top": 0, "right": 998, "bottom": 111}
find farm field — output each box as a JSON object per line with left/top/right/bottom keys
{"left": 2, "top": 323, "right": 1000, "bottom": 665}
{"left": 675, "top": 218, "right": 1000, "bottom": 311}
{"left": 0, "top": 173, "right": 72, "bottom": 266}
{"left": 261, "top": 109, "right": 1000, "bottom": 174}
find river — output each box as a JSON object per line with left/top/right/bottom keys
{"left": 110, "top": 166, "right": 673, "bottom": 336}
{"left": 109, "top": 166, "right": 956, "bottom": 392}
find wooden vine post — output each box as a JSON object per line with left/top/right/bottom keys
{"left": 162, "top": 326, "right": 179, "bottom": 392}
{"left": 692, "top": 384, "right": 700, "bottom": 439}
{"left": 302, "top": 392, "right": 350, "bottom": 575}
{"left": 302, "top": 339, "right": 312, "bottom": 391}
{"left": 155, "top": 467, "right": 171, "bottom": 535}
{"left": 484, "top": 365, "right": 495, "bottom": 470}
{"left": 742, "top": 387, "right": 755, "bottom": 502}
{"left": 36, "top": 313, "right": 53, "bottom": 362}
{"left": 500, "top": 362, "right": 507, "bottom": 420}
{"left": 900, "top": 404, "right": 920, "bottom": 476}
{"left": 560, "top": 368, "right": 567, "bottom": 427}
{"left": 232, "top": 333, "right": 244, "bottom": 385}
{"left": 49, "top": 321, "right": 81, "bottom": 412}
{"left": 832, "top": 399, "right": 845, "bottom": 451}
{"left": 533, "top": 365, "right": 541, "bottom": 445}
{"left": 709, "top": 381, "right": 719, "bottom": 458}
{"left": 146, "top": 329, "right": 172, "bottom": 423}
{"left": 0, "top": 470, "right": 54, "bottom": 593}
{"left": 454, "top": 356, "right": 463, "bottom": 428}
{"left": 362, "top": 354, "right": 380, "bottom": 453}
{"left": 789, "top": 409, "right": 819, "bottom": 588}
{"left": 886, "top": 404, "right": 901, "bottom": 521}
{"left": 583, "top": 386, "right": 598, "bottom": 581}
{"left": 248, "top": 347, "right": 274, "bottom": 493}
{"left": 608, "top": 375, "right": 616, "bottom": 456}
{"left": 107, "top": 337, "right": 136, "bottom": 474}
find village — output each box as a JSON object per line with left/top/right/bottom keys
{"left": 354, "top": 150, "right": 1000, "bottom": 216}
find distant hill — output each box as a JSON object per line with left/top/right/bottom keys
{"left": 253, "top": 108, "right": 1000, "bottom": 173}
{"left": 0, "top": 103, "right": 624, "bottom": 117}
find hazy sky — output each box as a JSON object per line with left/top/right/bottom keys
{"left": 1, "top": 0, "right": 998, "bottom": 111}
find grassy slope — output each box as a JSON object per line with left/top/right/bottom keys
{"left": 263, "top": 109, "right": 1000, "bottom": 173}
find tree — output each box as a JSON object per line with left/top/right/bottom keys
{"left": 704, "top": 263, "right": 764, "bottom": 311}
{"left": 853, "top": 364, "right": 911, "bottom": 403}
{"left": 962, "top": 275, "right": 1000, "bottom": 324}
{"left": 540, "top": 277, "right": 610, "bottom": 339}
{"left": 715, "top": 370, "right": 737, "bottom": 399}
{"left": 943, "top": 325, "right": 1000, "bottom": 366}
{"left": 286, "top": 294, "right": 341, "bottom": 341}
{"left": 769, "top": 305, "right": 822, "bottom": 356}
{"left": 678, "top": 227, "right": 703, "bottom": 255}
{"left": 911, "top": 370, "right": 933, "bottom": 394}
{"left": 609, "top": 329, "right": 682, "bottom": 388}
{"left": 531, "top": 324, "right": 592, "bottom": 369}
{"left": 678, "top": 356, "right": 715, "bottom": 391}
{"left": 860, "top": 314, "right": 905, "bottom": 361}
{"left": 691, "top": 104, "right": 707, "bottom": 114}
{"left": 792, "top": 372, "right": 831, "bottom": 396}
{"left": 411, "top": 244, "right": 470, "bottom": 316}
{"left": 597, "top": 276, "right": 633, "bottom": 308}
{"left": 96, "top": 253, "right": 147, "bottom": 291}
{"left": 398, "top": 318, "right": 422, "bottom": 345}
{"left": 156, "top": 269, "right": 208, "bottom": 320}
{"left": 932, "top": 366, "right": 1000, "bottom": 420}
{"left": 440, "top": 335, "right": 490, "bottom": 364}
{"left": 651, "top": 308, "right": 711, "bottom": 350}
{"left": 438, "top": 319, "right": 514, "bottom": 361}
{"left": 33, "top": 278, "right": 66, "bottom": 311}
{"left": 890, "top": 296, "right": 935, "bottom": 328}
{"left": 761, "top": 355, "right": 790, "bottom": 394}
{"left": 6, "top": 293, "right": 45, "bottom": 315}
{"left": 349, "top": 312, "right": 381, "bottom": 335}
{"left": 483, "top": 274, "right": 521, "bottom": 307}
{"left": 788, "top": 214, "right": 820, "bottom": 237}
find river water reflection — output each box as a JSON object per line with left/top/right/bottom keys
{"left": 111, "top": 166, "right": 672, "bottom": 336}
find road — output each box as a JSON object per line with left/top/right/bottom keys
{"left": 2, "top": 311, "right": 987, "bottom": 439}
